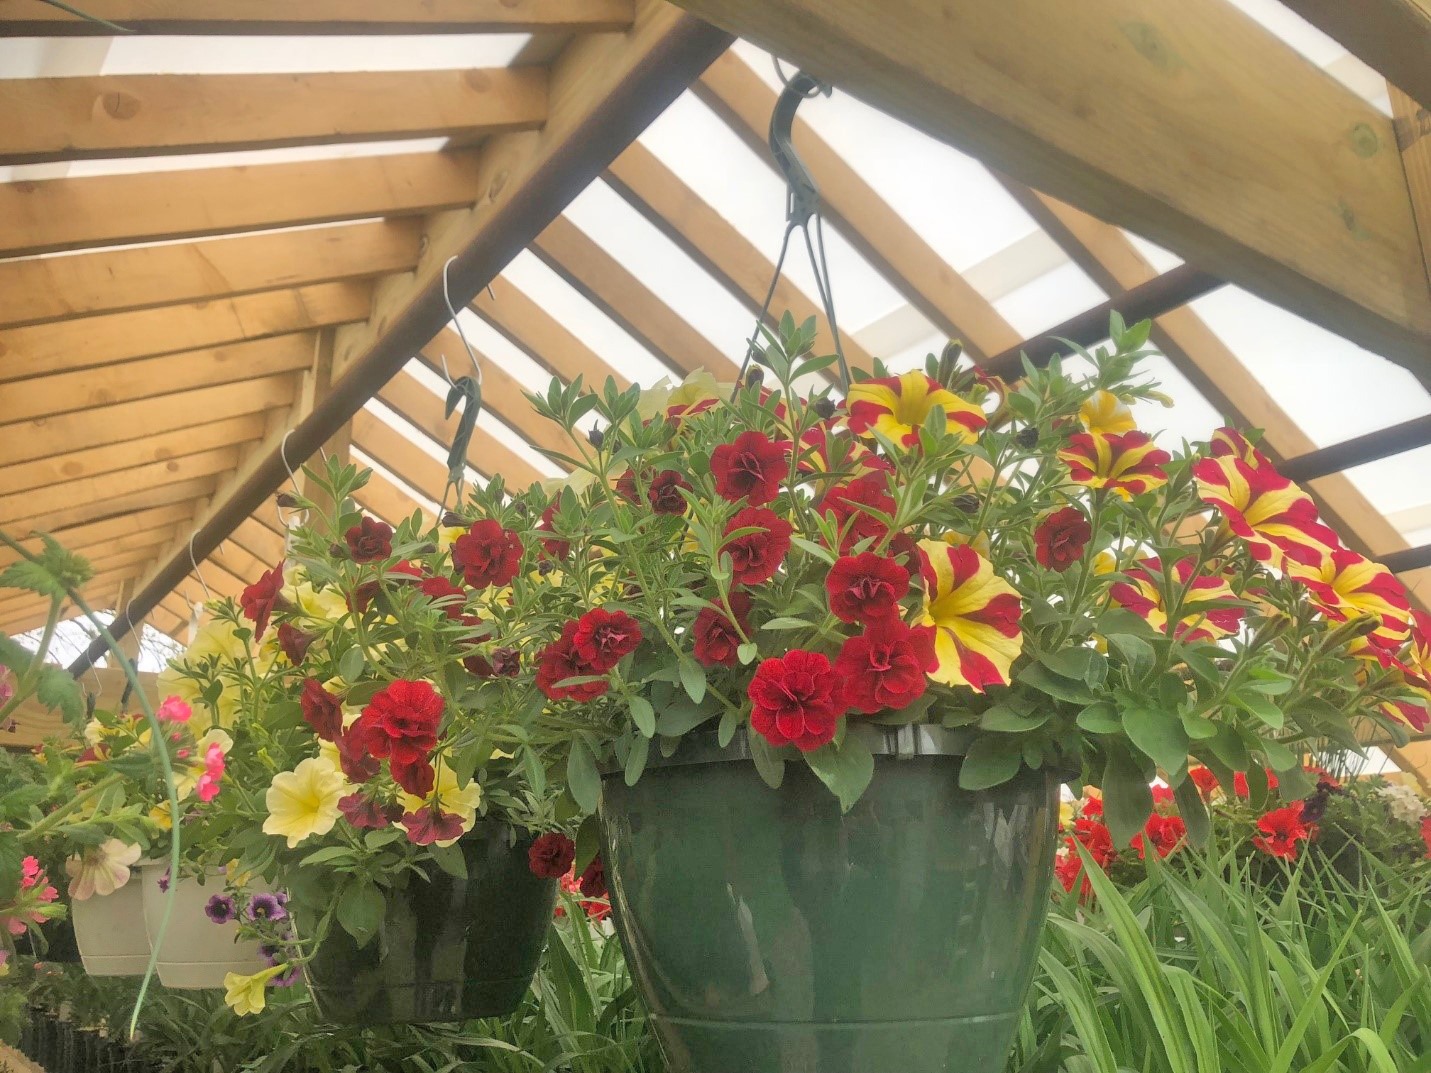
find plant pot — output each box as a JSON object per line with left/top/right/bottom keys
{"left": 71, "top": 879, "right": 151, "bottom": 977}
{"left": 598, "top": 726, "right": 1061, "bottom": 1073}
{"left": 303, "top": 820, "right": 557, "bottom": 1024}
{"left": 140, "top": 864, "right": 267, "bottom": 989}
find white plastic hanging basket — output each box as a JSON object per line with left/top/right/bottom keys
{"left": 140, "top": 863, "right": 266, "bottom": 990}
{"left": 72, "top": 878, "right": 151, "bottom": 977}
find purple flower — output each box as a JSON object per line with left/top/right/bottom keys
{"left": 247, "top": 892, "right": 288, "bottom": 923}
{"left": 270, "top": 963, "right": 301, "bottom": 988}
{"left": 204, "top": 894, "right": 237, "bottom": 925}
{"left": 156, "top": 869, "right": 170, "bottom": 893}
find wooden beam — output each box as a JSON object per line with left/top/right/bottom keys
{"left": 670, "top": 0, "right": 1431, "bottom": 374}
{"left": 0, "top": 68, "right": 547, "bottom": 165}
{"left": 471, "top": 277, "right": 633, "bottom": 390}
{"left": 224, "top": 517, "right": 286, "bottom": 568}
{"left": 0, "top": 150, "right": 483, "bottom": 258}
{"left": 5, "top": 478, "right": 218, "bottom": 542}
{"left": 352, "top": 409, "right": 458, "bottom": 506}
{"left": 352, "top": 466, "right": 434, "bottom": 529}
{"left": 1, "top": 285, "right": 368, "bottom": 382}
{"left": 0, "top": 221, "right": 420, "bottom": 331}
{"left": 1392, "top": 87, "right": 1431, "bottom": 287}
{"left": 693, "top": 49, "right": 1020, "bottom": 361}
{"left": 0, "top": 505, "right": 192, "bottom": 569}
{"left": 530, "top": 213, "right": 738, "bottom": 376}
{"left": 1279, "top": 1, "right": 1431, "bottom": 111}
{"left": 0, "top": 414, "right": 266, "bottom": 498}
{"left": 0, "top": 0, "right": 634, "bottom": 35}
{"left": 0, "top": 377, "right": 298, "bottom": 468}
{"left": 605, "top": 142, "right": 878, "bottom": 373}
{"left": 70, "top": 0, "right": 733, "bottom": 674}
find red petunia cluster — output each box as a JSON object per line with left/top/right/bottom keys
{"left": 353, "top": 679, "right": 445, "bottom": 797}
{"left": 692, "top": 593, "right": 753, "bottom": 669}
{"left": 536, "top": 607, "right": 643, "bottom": 702}
{"left": 451, "top": 520, "right": 524, "bottom": 589}
{"left": 345, "top": 516, "right": 394, "bottom": 563}
{"left": 1251, "top": 805, "right": 1314, "bottom": 859}
{"left": 710, "top": 431, "right": 791, "bottom": 506}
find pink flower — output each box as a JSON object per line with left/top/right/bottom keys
{"left": 194, "top": 742, "right": 225, "bottom": 802}
{"left": 155, "top": 696, "right": 192, "bottom": 723}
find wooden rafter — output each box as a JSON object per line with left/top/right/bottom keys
{"left": 1, "top": 68, "right": 547, "bottom": 164}
{"left": 1279, "top": 1, "right": 1431, "bottom": 111}
{"left": 670, "top": 0, "right": 1431, "bottom": 373}
{"left": 1, "top": 150, "right": 483, "bottom": 258}
{"left": 0, "top": 506, "right": 193, "bottom": 569}
{"left": 604, "top": 142, "right": 878, "bottom": 373}
{"left": 0, "top": 221, "right": 420, "bottom": 331}
{"left": 0, "top": 0, "right": 635, "bottom": 35}
{"left": 694, "top": 49, "right": 1020, "bottom": 361}
{"left": 471, "top": 278, "right": 633, "bottom": 390}
{"left": 352, "top": 409, "right": 463, "bottom": 507}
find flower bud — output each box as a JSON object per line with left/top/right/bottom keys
{"left": 441, "top": 511, "right": 465, "bottom": 528}
{"left": 329, "top": 543, "right": 347, "bottom": 559}
{"left": 1016, "top": 426, "right": 1039, "bottom": 449}
{"left": 813, "top": 397, "right": 837, "bottom": 420}
{"left": 537, "top": 559, "right": 555, "bottom": 576}
{"left": 588, "top": 425, "right": 605, "bottom": 449}
{"left": 744, "top": 366, "right": 764, "bottom": 389}
{"left": 276, "top": 492, "right": 300, "bottom": 509}
{"left": 951, "top": 494, "right": 979, "bottom": 513}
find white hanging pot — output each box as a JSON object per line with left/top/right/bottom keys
{"left": 140, "top": 863, "right": 266, "bottom": 990}
{"left": 71, "top": 878, "right": 151, "bottom": 977}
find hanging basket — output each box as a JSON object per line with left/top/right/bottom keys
{"left": 599, "top": 725, "right": 1060, "bottom": 1073}
{"left": 140, "top": 863, "right": 267, "bottom": 990}
{"left": 303, "top": 820, "right": 557, "bottom": 1024}
{"left": 71, "top": 878, "right": 151, "bottom": 977}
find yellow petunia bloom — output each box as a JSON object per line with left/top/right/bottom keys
{"left": 847, "top": 371, "right": 986, "bottom": 449}
{"left": 262, "top": 757, "right": 346, "bottom": 849}
{"left": 398, "top": 765, "right": 483, "bottom": 849}
{"left": 437, "top": 525, "right": 466, "bottom": 552}
{"left": 223, "top": 965, "right": 286, "bottom": 1016}
{"left": 1079, "top": 390, "right": 1137, "bottom": 435}
{"left": 916, "top": 539, "right": 1023, "bottom": 692}
{"left": 284, "top": 573, "right": 347, "bottom": 624}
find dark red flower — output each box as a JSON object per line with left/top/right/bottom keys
{"left": 240, "top": 562, "right": 286, "bottom": 641}
{"left": 390, "top": 560, "right": 425, "bottom": 581}
{"left": 337, "top": 792, "right": 400, "bottom": 830}
{"left": 571, "top": 607, "right": 643, "bottom": 673}
{"left": 692, "top": 592, "right": 753, "bottom": 668}
{"left": 721, "top": 507, "right": 794, "bottom": 585}
{"left": 1055, "top": 846, "right": 1095, "bottom": 898}
{"left": 345, "top": 516, "right": 394, "bottom": 563}
{"left": 451, "top": 520, "right": 523, "bottom": 589}
{"left": 402, "top": 808, "right": 465, "bottom": 846}
{"left": 1132, "top": 814, "right": 1186, "bottom": 859}
{"left": 335, "top": 725, "right": 379, "bottom": 784}
{"left": 833, "top": 621, "right": 937, "bottom": 714}
{"left": 1188, "top": 766, "right": 1219, "bottom": 798}
{"left": 535, "top": 622, "right": 608, "bottom": 702}
{"left": 647, "top": 470, "right": 693, "bottom": 515}
{"left": 747, "top": 649, "right": 847, "bottom": 752}
{"left": 348, "top": 581, "right": 380, "bottom": 614}
{"left": 528, "top": 832, "right": 576, "bottom": 878}
{"left": 491, "top": 647, "right": 520, "bottom": 677}
{"left": 278, "top": 624, "right": 315, "bottom": 666}
{"left": 825, "top": 552, "right": 909, "bottom": 624}
{"left": 577, "top": 856, "right": 607, "bottom": 899}
{"left": 537, "top": 503, "right": 570, "bottom": 561}
{"left": 417, "top": 575, "right": 467, "bottom": 620}
{"left": 390, "top": 754, "right": 435, "bottom": 798}
{"left": 355, "top": 680, "right": 443, "bottom": 779}
{"left": 615, "top": 468, "right": 640, "bottom": 504}
{"left": 1034, "top": 506, "right": 1092, "bottom": 572}
{"left": 1252, "top": 805, "right": 1312, "bottom": 859}
{"left": 710, "top": 431, "right": 791, "bottom": 506}
{"left": 818, "top": 473, "right": 896, "bottom": 553}
{"left": 299, "top": 678, "right": 344, "bottom": 742}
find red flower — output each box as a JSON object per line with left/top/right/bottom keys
{"left": 577, "top": 856, "right": 607, "bottom": 899}
{"left": 1188, "top": 766, "right": 1219, "bottom": 798}
{"left": 240, "top": 562, "right": 285, "bottom": 641}
{"left": 1132, "top": 814, "right": 1186, "bottom": 859}
{"left": 402, "top": 808, "right": 465, "bottom": 846}
{"left": 536, "top": 622, "right": 608, "bottom": 702}
{"left": 1252, "top": 805, "right": 1312, "bottom": 859}
{"left": 615, "top": 468, "right": 640, "bottom": 504}
{"left": 647, "top": 470, "right": 693, "bottom": 515}
{"left": 299, "top": 678, "right": 344, "bottom": 742}
{"left": 389, "top": 560, "right": 425, "bottom": 580}
{"left": 834, "top": 621, "right": 937, "bottom": 714}
{"left": 1232, "top": 770, "right": 1279, "bottom": 798}
{"left": 825, "top": 552, "right": 909, "bottom": 624}
{"left": 345, "top": 516, "right": 393, "bottom": 563}
{"left": 277, "top": 624, "right": 315, "bottom": 666}
{"left": 1071, "top": 817, "right": 1116, "bottom": 865}
{"left": 355, "top": 680, "right": 443, "bottom": 786}
{"left": 335, "top": 724, "right": 379, "bottom": 784}
{"left": 451, "top": 520, "right": 523, "bottom": 589}
{"left": 537, "top": 503, "right": 570, "bottom": 561}
{"left": 337, "top": 793, "right": 401, "bottom": 830}
{"left": 1055, "top": 846, "right": 1095, "bottom": 898}
{"left": 710, "top": 431, "right": 791, "bottom": 506}
{"left": 721, "top": 507, "right": 794, "bottom": 585}
{"left": 747, "top": 650, "right": 847, "bottom": 752}
{"left": 1421, "top": 816, "right": 1430, "bottom": 860}
{"left": 692, "top": 592, "right": 753, "bottom": 668}
{"left": 817, "top": 473, "right": 896, "bottom": 553}
{"left": 528, "top": 833, "right": 575, "bottom": 878}
{"left": 348, "top": 580, "right": 380, "bottom": 614}
{"left": 1034, "top": 507, "right": 1091, "bottom": 571}
{"left": 1079, "top": 794, "right": 1104, "bottom": 819}
{"left": 417, "top": 575, "right": 467, "bottom": 620}
{"left": 571, "top": 607, "right": 643, "bottom": 673}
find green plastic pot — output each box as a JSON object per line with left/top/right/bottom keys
{"left": 599, "top": 726, "right": 1060, "bottom": 1073}
{"left": 303, "top": 820, "right": 557, "bottom": 1024}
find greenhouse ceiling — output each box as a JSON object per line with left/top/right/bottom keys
{"left": 0, "top": 0, "right": 1428, "bottom": 676}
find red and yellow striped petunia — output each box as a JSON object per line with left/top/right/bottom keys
{"left": 915, "top": 540, "right": 1023, "bottom": 691}
{"left": 1078, "top": 390, "right": 1136, "bottom": 436}
{"left": 1108, "top": 557, "right": 1246, "bottom": 643}
{"left": 1286, "top": 547, "right": 1411, "bottom": 657}
{"left": 1057, "top": 430, "right": 1171, "bottom": 500}
{"left": 1191, "top": 455, "right": 1339, "bottom": 568}
{"left": 846, "top": 371, "right": 986, "bottom": 449}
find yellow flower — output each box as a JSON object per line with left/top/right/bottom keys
{"left": 916, "top": 540, "right": 1023, "bottom": 692}
{"left": 148, "top": 802, "right": 173, "bottom": 831}
{"left": 437, "top": 525, "right": 466, "bottom": 552}
{"left": 284, "top": 573, "right": 347, "bottom": 624}
{"left": 398, "top": 765, "right": 482, "bottom": 848}
{"left": 1079, "top": 390, "right": 1136, "bottom": 435}
{"left": 1092, "top": 550, "right": 1119, "bottom": 576}
{"left": 262, "top": 758, "right": 346, "bottom": 849}
{"left": 223, "top": 965, "right": 286, "bottom": 1016}
{"left": 847, "top": 371, "right": 986, "bottom": 449}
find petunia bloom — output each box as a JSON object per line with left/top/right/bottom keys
{"left": 1058, "top": 431, "right": 1170, "bottom": 500}
{"left": 1285, "top": 547, "right": 1411, "bottom": 659}
{"left": 721, "top": 507, "right": 794, "bottom": 585}
{"left": 709, "top": 431, "right": 792, "bottom": 506}
{"left": 570, "top": 607, "right": 643, "bottom": 673}
{"left": 1192, "top": 454, "right": 1339, "bottom": 568}
{"left": 65, "top": 840, "right": 142, "bottom": 901}
{"left": 748, "top": 649, "right": 847, "bottom": 751}
{"left": 817, "top": 474, "right": 896, "bottom": 554}
{"left": 204, "top": 894, "right": 238, "bottom": 925}
{"left": 834, "top": 621, "right": 937, "bottom": 715}
{"left": 846, "top": 371, "right": 986, "bottom": 449}
{"left": 536, "top": 621, "right": 609, "bottom": 702}
{"left": 1251, "top": 805, "right": 1313, "bottom": 859}
{"left": 262, "top": 758, "right": 346, "bottom": 849}
{"left": 194, "top": 741, "right": 226, "bottom": 803}
{"left": 1108, "top": 557, "right": 1245, "bottom": 642}
{"left": 692, "top": 592, "right": 753, "bottom": 668}
{"left": 825, "top": 552, "right": 909, "bottom": 625}
{"left": 398, "top": 765, "right": 481, "bottom": 848}
{"left": 451, "top": 520, "right": 523, "bottom": 589}
{"left": 345, "top": 516, "right": 394, "bottom": 563}
{"left": 223, "top": 965, "right": 286, "bottom": 1017}
{"left": 1033, "top": 507, "right": 1091, "bottom": 572}
{"left": 915, "top": 541, "right": 1023, "bottom": 692}
{"left": 240, "top": 563, "right": 286, "bottom": 641}
{"left": 155, "top": 696, "right": 192, "bottom": 723}
{"left": 1078, "top": 390, "right": 1136, "bottom": 435}
{"left": 247, "top": 892, "right": 288, "bottom": 923}
{"left": 529, "top": 833, "right": 576, "bottom": 878}
{"left": 355, "top": 680, "right": 444, "bottom": 796}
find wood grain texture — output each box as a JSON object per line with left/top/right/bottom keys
{"left": 1391, "top": 86, "right": 1431, "bottom": 291}
{"left": 471, "top": 276, "right": 633, "bottom": 390}
{"left": 672, "top": 0, "right": 1431, "bottom": 373}
{"left": 0, "top": 505, "right": 192, "bottom": 568}
{"left": 1281, "top": 0, "right": 1431, "bottom": 111}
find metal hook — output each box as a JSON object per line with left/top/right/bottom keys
{"left": 187, "top": 535, "right": 212, "bottom": 604}
{"left": 441, "top": 255, "right": 483, "bottom": 386}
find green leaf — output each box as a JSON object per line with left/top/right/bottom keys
{"left": 654, "top": 698, "right": 712, "bottom": 737}
{"left": 1041, "top": 648, "right": 1108, "bottom": 688}
{"left": 677, "top": 656, "right": 707, "bottom": 704}
{"left": 1106, "top": 632, "right": 1154, "bottom": 677}
{"left": 0, "top": 535, "right": 91, "bottom": 598}
{"left": 429, "top": 843, "right": 467, "bottom": 880}
{"left": 338, "top": 646, "right": 365, "bottom": 684}
{"left": 337, "top": 881, "right": 385, "bottom": 948}
{"left": 1122, "top": 705, "right": 1189, "bottom": 775}
{"left": 748, "top": 731, "right": 784, "bottom": 789}
{"left": 628, "top": 695, "right": 655, "bottom": 738}
{"left": 805, "top": 734, "right": 875, "bottom": 813}
{"left": 1236, "top": 692, "right": 1284, "bottom": 729}
{"left": 1102, "top": 749, "right": 1154, "bottom": 849}
{"left": 1076, "top": 701, "right": 1122, "bottom": 734}
{"left": 566, "top": 738, "right": 601, "bottom": 814}
{"left": 717, "top": 706, "right": 740, "bottom": 748}
{"left": 958, "top": 734, "right": 1022, "bottom": 791}
{"left": 979, "top": 701, "right": 1050, "bottom": 732}
{"left": 299, "top": 846, "right": 356, "bottom": 868}
{"left": 35, "top": 665, "right": 83, "bottom": 725}
{"left": 1017, "top": 662, "right": 1096, "bottom": 705}
{"left": 573, "top": 815, "right": 601, "bottom": 875}
{"left": 737, "top": 642, "right": 759, "bottom": 665}
{"left": 760, "top": 617, "right": 815, "bottom": 631}
{"left": 624, "top": 734, "right": 649, "bottom": 787}
{"left": 1172, "top": 776, "right": 1210, "bottom": 848}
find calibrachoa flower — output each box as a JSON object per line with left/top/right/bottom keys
{"left": 1132, "top": 814, "right": 1187, "bottom": 859}
{"left": 916, "top": 541, "right": 1023, "bottom": 691}
{"left": 262, "top": 757, "right": 346, "bottom": 849}
{"left": 1285, "top": 547, "right": 1411, "bottom": 658}
{"left": 846, "top": 371, "right": 986, "bottom": 448}
{"left": 1078, "top": 390, "right": 1136, "bottom": 435}
{"left": 1252, "top": 805, "right": 1313, "bottom": 859}
{"left": 205, "top": 894, "right": 238, "bottom": 925}
{"left": 345, "top": 516, "right": 394, "bottom": 563}
{"left": 1058, "top": 430, "right": 1170, "bottom": 500}
{"left": 748, "top": 649, "right": 847, "bottom": 751}
{"left": 1192, "top": 454, "right": 1338, "bottom": 568}
{"left": 538, "top": 502, "right": 571, "bottom": 560}
{"left": 65, "top": 839, "right": 141, "bottom": 901}
{"left": 277, "top": 623, "right": 315, "bottom": 665}
{"left": 300, "top": 678, "right": 344, "bottom": 742}
{"left": 194, "top": 740, "right": 226, "bottom": 803}
{"left": 155, "top": 696, "right": 192, "bottom": 723}
{"left": 528, "top": 833, "right": 576, "bottom": 878}
{"left": 417, "top": 575, "right": 468, "bottom": 620}
{"left": 451, "top": 520, "right": 523, "bottom": 589}
{"left": 710, "top": 431, "right": 792, "bottom": 506}
{"left": 536, "top": 621, "right": 609, "bottom": 702}
{"left": 692, "top": 592, "right": 753, "bottom": 668}
{"left": 223, "top": 965, "right": 286, "bottom": 1017}
{"left": 834, "top": 621, "right": 937, "bottom": 714}
{"left": 571, "top": 607, "right": 643, "bottom": 673}
{"left": 646, "top": 470, "right": 693, "bottom": 515}
{"left": 240, "top": 562, "right": 286, "bottom": 640}
{"left": 825, "top": 552, "right": 909, "bottom": 624}
{"left": 818, "top": 474, "right": 897, "bottom": 553}
{"left": 247, "top": 893, "right": 288, "bottom": 923}
{"left": 721, "top": 507, "right": 794, "bottom": 585}
{"left": 398, "top": 765, "right": 482, "bottom": 848}
{"left": 1109, "top": 557, "right": 1245, "bottom": 642}
{"left": 1189, "top": 766, "right": 1220, "bottom": 798}
{"left": 355, "top": 680, "right": 444, "bottom": 797}
{"left": 1033, "top": 507, "right": 1091, "bottom": 572}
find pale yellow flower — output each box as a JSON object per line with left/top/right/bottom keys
{"left": 262, "top": 758, "right": 346, "bottom": 849}
{"left": 223, "top": 965, "right": 286, "bottom": 1016}
{"left": 284, "top": 574, "right": 347, "bottom": 624}
{"left": 398, "top": 766, "right": 482, "bottom": 848}
{"left": 1079, "top": 390, "right": 1136, "bottom": 435}
{"left": 1092, "top": 550, "right": 1119, "bottom": 576}
{"left": 437, "top": 525, "right": 466, "bottom": 552}
{"left": 65, "top": 840, "right": 141, "bottom": 901}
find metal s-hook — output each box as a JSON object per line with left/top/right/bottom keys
{"left": 187, "top": 535, "right": 212, "bottom": 604}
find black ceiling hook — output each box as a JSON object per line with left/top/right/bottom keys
{"left": 768, "top": 71, "right": 831, "bottom": 229}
